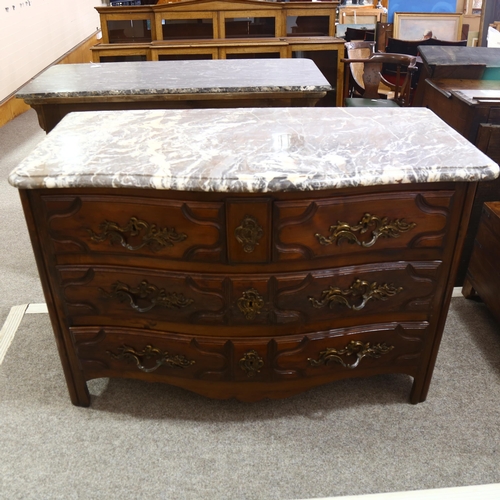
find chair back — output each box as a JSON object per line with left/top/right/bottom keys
{"left": 344, "top": 27, "right": 375, "bottom": 42}
{"left": 342, "top": 52, "right": 417, "bottom": 106}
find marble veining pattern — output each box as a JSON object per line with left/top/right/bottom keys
{"left": 16, "top": 59, "right": 332, "bottom": 98}
{"left": 8, "top": 107, "right": 499, "bottom": 193}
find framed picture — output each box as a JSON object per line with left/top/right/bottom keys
{"left": 393, "top": 12, "right": 463, "bottom": 41}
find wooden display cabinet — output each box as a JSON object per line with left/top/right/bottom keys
{"left": 93, "top": 0, "right": 344, "bottom": 105}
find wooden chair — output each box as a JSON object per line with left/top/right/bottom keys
{"left": 343, "top": 41, "right": 391, "bottom": 103}
{"left": 344, "top": 27, "right": 375, "bottom": 42}
{"left": 342, "top": 52, "right": 417, "bottom": 107}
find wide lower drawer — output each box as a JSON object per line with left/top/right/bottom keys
{"left": 58, "top": 260, "right": 441, "bottom": 332}
{"left": 71, "top": 320, "right": 428, "bottom": 394}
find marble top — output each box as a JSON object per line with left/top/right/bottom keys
{"left": 8, "top": 107, "right": 499, "bottom": 193}
{"left": 16, "top": 59, "right": 331, "bottom": 99}
{"left": 419, "top": 46, "right": 500, "bottom": 68}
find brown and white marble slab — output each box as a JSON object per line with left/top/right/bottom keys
{"left": 8, "top": 107, "right": 499, "bottom": 193}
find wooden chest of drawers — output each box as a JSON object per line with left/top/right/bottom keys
{"left": 19, "top": 183, "right": 473, "bottom": 405}
{"left": 9, "top": 107, "right": 498, "bottom": 407}
{"left": 462, "top": 202, "right": 500, "bottom": 325}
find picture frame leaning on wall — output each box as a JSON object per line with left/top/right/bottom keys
{"left": 393, "top": 12, "right": 464, "bottom": 41}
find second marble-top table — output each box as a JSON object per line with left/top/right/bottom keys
{"left": 16, "top": 58, "right": 332, "bottom": 133}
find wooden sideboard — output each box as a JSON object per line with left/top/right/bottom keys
{"left": 463, "top": 202, "right": 500, "bottom": 325}
{"left": 9, "top": 107, "right": 498, "bottom": 407}
{"left": 96, "top": 0, "right": 340, "bottom": 43}
{"left": 92, "top": 0, "right": 344, "bottom": 106}
{"left": 420, "top": 77, "right": 500, "bottom": 285}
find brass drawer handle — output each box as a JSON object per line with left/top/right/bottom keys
{"left": 308, "top": 341, "right": 394, "bottom": 370}
{"left": 315, "top": 213, "right": 416, "bottom": 248}
{"left": 108, "top": 344, "right": 195, "bottom": 373}
{"left": 102, "top": 280, "right": 194, "bottom": 313}
{"left": 235, "top": 215, "right": 263, "bottom": 253}
{"left": 88, "top": 216, "right": 187, "bottom": 252}
{"left": 309, "top": 279, "right": 402, "bottom": 311}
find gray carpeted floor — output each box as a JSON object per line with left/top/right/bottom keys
{"left": 1, "top": 111, "right": 500, "bottom": 500}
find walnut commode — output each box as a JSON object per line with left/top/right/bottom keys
{"left": 9, "top": 107, "right": 499, "bottom": 407}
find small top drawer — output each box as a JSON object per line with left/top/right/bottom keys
{"left": 41, "top": 194, "right": 225, "bottom": 263}
{"left": 274, "top": 190, "right": 453, "bottom": 262}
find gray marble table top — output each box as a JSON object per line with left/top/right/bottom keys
{"left": 418, "top": 46, "right": 500, "bottom": 68}
{"left": 8, "top": 107, "right": 499, "bottom": 193}
{"left": 16, "top": 59, "right": 331, "bottom": 99}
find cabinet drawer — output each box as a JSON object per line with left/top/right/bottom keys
{"left": 41, "top": 194, "right": 225, "bottom": 262}
{"left": 71, "top": 320, "right": 428, "bottom": 391}
{"left": 274, "top": 191, "right": 453, "bottom": 262}
{"left": 58, "top": 260, "right": 440, "bottom": 331}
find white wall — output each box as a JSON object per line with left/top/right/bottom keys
{"left": 0, "top": 0, "right": 100, "bottom": 102}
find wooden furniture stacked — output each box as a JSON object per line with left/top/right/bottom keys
{"left": 463, "top": 202, "right": 500, "bottom": 324}
{"left": 418, "top": 46, "right": 500, "bottom": 284}
{"left": 16, "top": 59, "right": 331, "bottom": 133}
{"left": 9, "top": 107, "right": 498, "bottom": 407}
{"left": 92, "top": 0, "right": 345, "bottom": 106}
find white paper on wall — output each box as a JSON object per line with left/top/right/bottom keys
{"left": 487, "top": 26, "right": 500, "bottom": 47}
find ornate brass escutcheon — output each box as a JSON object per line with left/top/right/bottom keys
{"left": 237, "top": 288, "right": 265, "bottom": 320}
{"left": 235, "top": 215, "right": 264, "bottom": 253}
{"left": 101, "top": 280, "right": 194, "bottom": 313}
{"left": 239, "top": 350, "right": 264, "bottom": 377}
{"left": 315, "top": 213, "right": 416, "bottom": 248}
{"left": 309, "top": 279, "right": 402, "bottom": 311}
{"left": 308, "top": 341, "right": 394, "bottom": 370}
{"left": 88, "top": 216, "right": 187, "bottom": 252}
{"left": 107, "top": 344, "right": 195, "bottom": 373}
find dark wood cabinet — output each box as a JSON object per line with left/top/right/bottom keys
{"left": 463, "top": 202, "right": 500, "bottom": 325}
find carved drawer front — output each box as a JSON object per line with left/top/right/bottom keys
{"left": 59, "top": 260, "right": 440, "bottom": 330}
{"left": 71, "top": 327, "right": 227, "bottom": 383}
{"left": 273, "top": 321, "right": 429, "bottom": 380}
{"left": 70, "top": 321, "right": 428, "bottom": 390}
{"left": 41, "top": 194, "right": 225, "bottom": 262}
{"left": 274, "top": 191, "right": 453, "bottom": 261}
{"left": 272, "top": 261, "right": 441, "bottom": 327}
{"left": 59, "top": 266, "right": 227, "bottom": 329}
